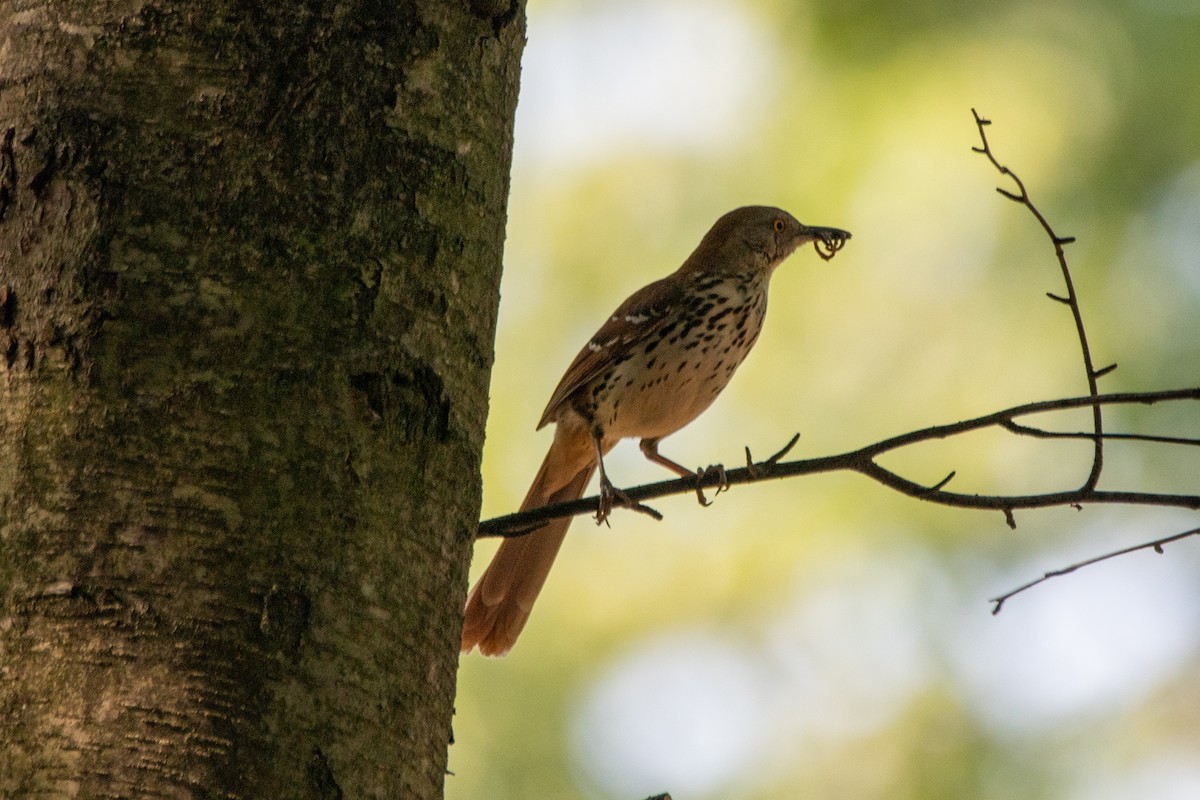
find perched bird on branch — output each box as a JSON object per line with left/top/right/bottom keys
{"left": 462, "top": 206, "right": 850, "bottom": 656}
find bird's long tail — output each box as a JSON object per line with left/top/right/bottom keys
{"left": 461, "top": 429, "right": 596, "bottom": 656}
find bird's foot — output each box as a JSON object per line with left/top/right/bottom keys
{"left": 596, "top": 474, "right": 664, "bottom": 525}
{"left": 596, "top": 474, "right": 627, "bottom": 526}
{"left": 692, "top": 464, "right": 729, "bottom": 507}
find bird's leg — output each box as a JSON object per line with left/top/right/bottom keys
{"left": 590, "top": 432, "right": 665, "bottom": 524}
{"left": 592, "top": 430, "right": 631, "bottom": 526}
{"left": 640, "top": 438, "right": 725, "bottom": 508}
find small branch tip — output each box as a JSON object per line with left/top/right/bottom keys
{"left": 771, "top": 433, "right": 802, "bottom": 463}
{"left": 927, "top": 471, "right": 957, "bottom": 492}
{"left": 990, "top": 527, "right": 1200, "bottom": 611}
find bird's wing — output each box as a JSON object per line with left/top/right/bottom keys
{"left": 537, "top": 274, "right": 684, "bottom": 430}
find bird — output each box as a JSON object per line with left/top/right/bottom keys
{"left": 462, "top": 206, "right": 850, "bottom": 656}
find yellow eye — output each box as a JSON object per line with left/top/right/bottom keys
{"left": 773, "top": 218, "right": 785, "bottom": 233}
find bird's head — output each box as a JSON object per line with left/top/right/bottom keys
{"left": 690, "top": 205, "right": 851, "bottom": 276}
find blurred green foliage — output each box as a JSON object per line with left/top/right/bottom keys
{"left": 450, "top": 0, "right": 1200, "bottom": 797}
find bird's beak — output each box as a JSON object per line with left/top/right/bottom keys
{"left": 798, "top": 225, "right": 851, "bottom": 262}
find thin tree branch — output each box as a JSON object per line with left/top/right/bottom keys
{"left": 1000, "top": 419, "right": 1200, "bottom": 447}
{"left": 972, "top": 108, "right": 1106, "bottom": 491}
{"left": 478, "top": 388, "right": 1200, "bottom": 537}
{"left": 990, "top": 527, "right": 1200, "bottom": 614}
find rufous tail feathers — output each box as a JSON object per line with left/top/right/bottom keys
{"left": 461, "top": 430, "right": 596, "bottom": 656}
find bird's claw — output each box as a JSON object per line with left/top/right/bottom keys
{"left": 596, "top": 474, "right": 632, "bottom": 526}
{"left": 596, "top": 475, "right": 663, "bottom": 525}
{"left": 692, "top": 464, "right": 728, "bottom": 507}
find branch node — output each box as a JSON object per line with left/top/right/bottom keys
{"left": 1003, "top": 508, "right": 1017, "bottom": 529}
{"left": 745, "top": 433, "right": 801, "bottom": 479}
{"left": 629, "top": 502, "right": 663, "bottom": 522}
{"left": 1093, "top": 363, "right": 1118, "bottom": 379}
{"left": 1046, "top": 292, "right": 1071, "bottom": 305}
{"left": 1055, "top": 236, "right": 1077, "bottom": 246}
{"left": 995, "top": 187, "right": 1023, "bottom": 202}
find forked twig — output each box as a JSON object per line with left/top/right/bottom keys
{"left": 972, "top": 108, "right": 1105, "bottom": 492}
{"left": 478, "top": 389, "right": 1200, "bottom": 537}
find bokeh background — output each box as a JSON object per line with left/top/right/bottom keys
{"left": 450, "top": 1, "right": 1200, "bottom": 797}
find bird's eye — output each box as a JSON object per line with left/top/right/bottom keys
{"left": 773, "top": 218, "right": 785, "bottom": 233}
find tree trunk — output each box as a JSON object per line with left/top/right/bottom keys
{"left": 0, "top": 1, "right": 524, "bottom": 797}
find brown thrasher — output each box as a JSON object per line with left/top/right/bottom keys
{"left": 462, "top": 206, "right": 850, "bottom": 656}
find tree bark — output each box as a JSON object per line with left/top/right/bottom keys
{"left": 0, "top": 1, "right": 524, "bottom": 797}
